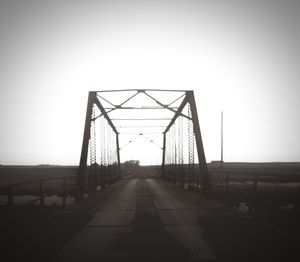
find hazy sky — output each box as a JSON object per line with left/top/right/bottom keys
{"left": 0, "top": 0, "right": 299, "bottom": 165}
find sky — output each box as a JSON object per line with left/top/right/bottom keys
{"left": 0, "top": 0, "right": 299, "bottom": 165}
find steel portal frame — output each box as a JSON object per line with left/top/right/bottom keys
{"left": 78, "top": 89, "right": 210, "bottom": 193}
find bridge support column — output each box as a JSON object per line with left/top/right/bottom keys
{"left": 161, "top": 132, "right": 166, "bottom": 178}
{"left": 116, "top": 133, "right": 121, "bottom": 177}
{"left": 77, "top": 91, "right": 96, "bottom": 198}
{"left": 186, "top": 91, "right": 211, "bottom": 193}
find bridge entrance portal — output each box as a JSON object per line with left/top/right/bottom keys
{"left": 78, "top": 89, "right": 210, "bottom": 194}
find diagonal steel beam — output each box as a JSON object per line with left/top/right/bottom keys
{"left": 96, "top": 94, "right": 116, "bottom": 107}
{"left": 168, "top": 93, "right": 185, "bottom": 106}
{"left": 144, "top": 91, "right": 190, "bottom": 119}
{"left": 94, "top": 96, "right": 119, "bottom": 134}
{"left": 163, "top": 94, "right": 189, "bottom": 134}
{"left": 98, "top": 91, "right": 139, "bottom": 116}
{"left": 119, "top": 91, "right": 139, "bottom": 106}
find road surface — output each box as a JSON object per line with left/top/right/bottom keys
{"left": 56, "top": 169, "right": 217, "bottom": 261}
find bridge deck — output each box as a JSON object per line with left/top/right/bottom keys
{"left": 55, "top": 168, "right": 290, "bottom": 262}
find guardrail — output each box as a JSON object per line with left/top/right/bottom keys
{"left": 0, "top": 166, "right": 122, "bottom": 206}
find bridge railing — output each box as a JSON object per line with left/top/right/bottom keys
{"left": 0, "top": 164, "right": 122, "bottom": 206}
{"left": 0, "top": 175, "right": 80, "bottom": 206}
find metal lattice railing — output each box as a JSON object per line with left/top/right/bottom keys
{"left": 163, "top": 105, "right": 200, "bottom": 190}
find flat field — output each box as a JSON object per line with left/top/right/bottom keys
{"left": 0, "top": 165, "right": 78, "bottom": 186}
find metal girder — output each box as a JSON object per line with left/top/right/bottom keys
{"left": 104, "top": 106, "right": 179, "bottom": 110}
{"left": 94, "top": 95, "right": 119, "bottom": 134}
{"left": 162, "top": 90, "right": 210, "bottom": 193}
{"left": 98, "top": 91, "right": 139, "bottom": 116}
{"left": 78, "top": 89, "right": 210, "bottom": 195}
{"left": 111, "top": 118, "right": 172, "bottom": 121}
{"left": 96, "top": 90, "right": 189, "bottom": 118}
{"left": 96, "top": 94, "right": 116, "bottom": 107}
{"left": 96, "top": 89, "right": 189, "bottom": 92}
{"left": 77, "top": 92, "right": 95, "bottom": 192}
{"left": 119, "top": 91, "right": 139, "bottom": 106}
{"left": 161, "top": 132, "right": 167, "bottom": 179}
{"left": 116, "top": 133, "right": 121, "bottom": 172}
{"left": 186, "top": 91, "right": 210, "bottom": 193}
{"left": 163, "top": 94, "right": 189, "bottom": 134}
{"left": 144, "top": 91, "right": 190, "bottom": 119}
{"left": 168, "top": 93, "right": 186, "bottom": 106}
{"left": 78, "top": 92, "right": 120, "bottom": 194}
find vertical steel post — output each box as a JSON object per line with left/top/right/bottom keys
{"left": 77, "top": 91, "right": 95, "bottom": 197}
{"left": 186, "top": 91, "right": 210, "bottom": 193}
{"left": 161, "top": 132, "right": 166, "bottom": 178}
{"left": 116, "top": 132, "right": 121, "bottom": 177}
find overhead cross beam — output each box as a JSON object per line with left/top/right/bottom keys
{"left": 94, "top": 96, "right": 119, "bottom": 134}
{"left": 164, "top": 94, "right": 189, "bottom": 134}
{"left": 144, "top": 91, "right": 190, "bottom": 120}
{"left": 78, "top": 89, "right": 210, "bottom": 195}
{"left": 96, "top": 89, "right": 190, "bottom": 120}
{"left": 96, "top": 89, "right": 190, "bottom": 92}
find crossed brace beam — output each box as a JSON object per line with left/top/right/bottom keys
{"left": 77, "top": 89, "right": 210, "bottom": 193}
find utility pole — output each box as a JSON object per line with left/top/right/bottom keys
{"left": 221, "top": 111, "right": 224, "bottom": 164}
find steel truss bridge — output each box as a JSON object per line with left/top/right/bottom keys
{"left": 2, "top": 90, "right": 299, "bottom": 262}
{"left": 78, "top": 89, "right": 210, "bottom": 194}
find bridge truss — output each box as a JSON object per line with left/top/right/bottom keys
{"left": 78, "top": 89, "right": 210, "bottom": 194}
